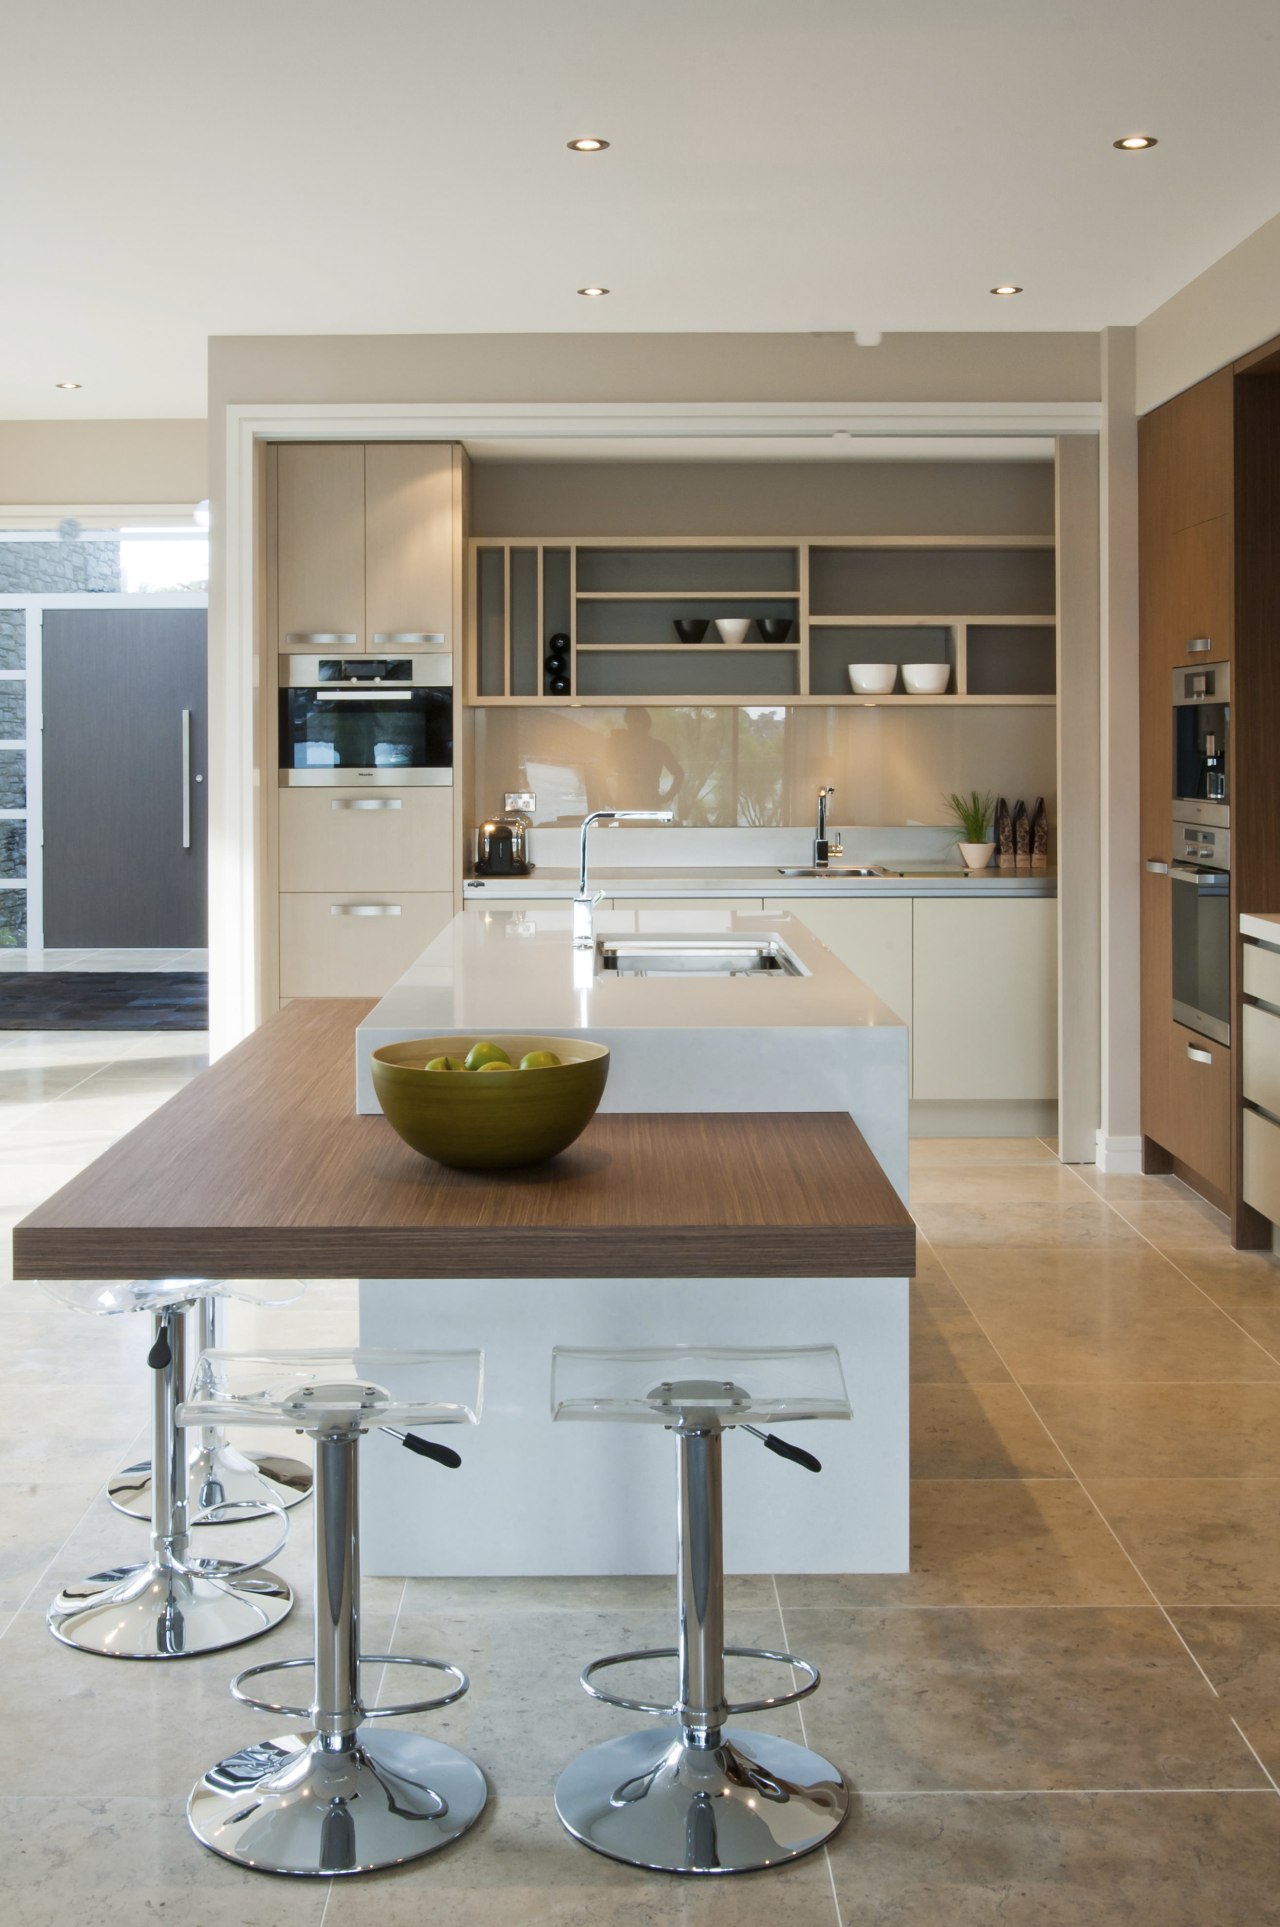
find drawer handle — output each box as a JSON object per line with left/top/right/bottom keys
{"left": 1187, "top": 637, "right": 1213, "bottom": 653}
{"left": 371, "top": 631, "right": 447, "bottom": 649}
{"left": 1186, "top": 1043, "right": 1213, "bottom": 1064}
{"left": 330, "top": 798, "right": 403, "bottom": 811}
{"left": 285, "top": 632, "right": 359, "bottom": 648}
{"left": 331, "top": 903, "right": 402, "bottom": 917}
{"left": 1145, "top": 858, "right": 1169, "bottom": 874}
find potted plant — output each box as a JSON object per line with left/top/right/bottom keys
{"left": 944, "top": 790, "right": 996, "bottom": 871}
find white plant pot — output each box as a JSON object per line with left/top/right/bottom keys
{"left": 958, "top": 841, "right": 996, "bottom": 871}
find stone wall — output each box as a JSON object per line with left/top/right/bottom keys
{"left": 0, "top": 537, "right": 120, "bottom": 593}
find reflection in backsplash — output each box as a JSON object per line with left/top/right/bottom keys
{"left": 471, "top": 706, "right": 1057, "bottom": 833}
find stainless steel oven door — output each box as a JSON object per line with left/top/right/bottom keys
{"left": 1171, "top": 863, "right": 1231, "bottom": 1046}
{"left": 279, "top": 654, "right": 452, "bottom": 787}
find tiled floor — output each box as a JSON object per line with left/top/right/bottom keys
{"left": 1, "top": 1045, "right": 1278, "bottom": 1924}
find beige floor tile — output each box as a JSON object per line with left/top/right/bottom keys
{"left": 910, "top": 1282, "right": 1013, "bottom": 1385}
{"left": 1074, "top": 1168, "right": 1199, "bottom": 1202}
{"left": 788, "top": 1606, "right": 1263, "bottom": 1792}
{"left": 1024, "top": 1383, "right": 1280, "bottom": 1478}
{"left": 775, "top": 1481, "right": 1147, "bottom": 1608}
{"left": 911, "top": 1383, "right": 1071, "bottom": 1479}
{"left": 914, "top": 1201, "right": 1144, "bottom": 1249}
{"left": 401, "top": 1572, "right": 776, "bottom": 1612}
{"left": 1087, "top": 1478, "right": 1280, "bottom": 1605}
{"left": 827, "top": 1791, "right": 1280, "bottom": 1926}
{"left": 910, "top": 1164, "right": 1096, "bottom": 1205}
{"left": 0, "top": 1477, "right": 99, "bottom": 1610}
{"left": 909, "top": 1137, "right": 1060, "bottom": 1165}
{"left": 1168, "top": 1607, "right": 1280, "bottom": 1779}
{"left": 946, "top": 1261, "right": 1280, "bottom": 1384}
{"left": 1113, "top": 1198, "right": 1235, "bottom": 1251}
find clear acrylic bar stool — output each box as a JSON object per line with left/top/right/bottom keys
{"left": 551, "top": 1344, "right": 852, "bottom": 1875}
{"left": 42, "top": 1279, "right": 293, "bottom": 1659}
{"left": 109, "top": 1287, "right": 313, "bottom": 1520}
{"left": 183, "top": 1347, "right": 489, "bottom": 1876}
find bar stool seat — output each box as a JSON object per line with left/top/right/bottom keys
{"left": 40, "top": 1279, "right": 292, "bottom": 1660}
{"left": 108, "top": 1281, "right": 313, "bottom": 1522}
{"left": 182, "top": 1347, "right": 488, "bottom": 1877}
{"left": 551, "top": 1344, "right": 852, "bottom": 1876}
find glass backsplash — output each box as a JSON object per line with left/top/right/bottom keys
{"left": 471, "top": 705, "right": 1057, "bottom": 830}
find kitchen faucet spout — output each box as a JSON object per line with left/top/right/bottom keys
{"left": 813, "top": 787, "right": 842, "bottom": 867}
{"left": 574, "top": 808, "right": 675, "bottom": 948}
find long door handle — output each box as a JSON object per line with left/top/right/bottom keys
{"left": 181, "top": 709, "right": 192, "bottom": 850}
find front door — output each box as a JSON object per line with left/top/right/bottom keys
{"left": 41, "top": 609, "right": 208, "bottom": 947}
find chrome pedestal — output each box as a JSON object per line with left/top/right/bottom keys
{"left": 555, "top": 1414, "right": 848, "bottom": 1874}
{"left": 190, "top": 1425, "right": 487, "bottom": 1875}
{"left": 48, "top": 1304, "right": 293, "bottom": 1659}
{"left": 109, "top": 1299, "right": 312, "bottom": 1521}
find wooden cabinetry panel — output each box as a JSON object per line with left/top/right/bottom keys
{"left": 1158, "top": 516, "right": 1235, "bottom": 667}
{"left": 1168, "top": 1021, "right": 1232, "bottom": 1197}
{"left": 1140, "top": 369, "right": 1234, "bottom": 535}
{"left": 763, "top": 898, "right": 912, "bottom": 1032}
{"left": 912, "top": 900, "right": 1057, "bottom": 1102}
{"left": 280, "top": 891, "right": 453, "bottom": 998}
{"left": 365, "top": 444, "right": 455, "bottom": 646}
{"left": 277, "top": 444, "right": 366, "bottom": 644}
{"left": 1139, "top": 869, "right": 1174, "bottom": 1154}
{"left": 279, "top": 789, "right": 454, "bottom": 894}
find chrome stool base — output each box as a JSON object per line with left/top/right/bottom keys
{"left": 108, "top": 1443, "right": 313, "bottom": 1521}
{"left": 188, "top": 1728, "right": 488, "bottom": 1875}
{"left": 554, "top": 1725, "right": 848, "bottom": 1875}
{"left": 47, "top": 1560, "right": 293, "bottom": 1660}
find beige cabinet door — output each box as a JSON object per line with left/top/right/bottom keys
{"left": 365, "top": 444, "right": 455, "bottom": 648}
{"left": 279, "top": 891, "right": 454, "bottom": 998}
{"left": 276, "top": 444, "right": 366, "bottom": 646}
{"left": 913, "top": 899, "right": 1058, "bottom": 1101}
{"left": 278, "top": 789, "right": 455, "bottom": 894}
{"left": 601, "top": 898, "right": 765, "bottom": 925}
{"left": 763, "top": 898, "right": 912, "bottom": 1029}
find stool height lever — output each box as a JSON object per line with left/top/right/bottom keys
{"left": 382, "top": 1426, "right": 462, "bottom": 1469}
{"left": 740, "top": 1423, "right": 823, "bottom": 1474}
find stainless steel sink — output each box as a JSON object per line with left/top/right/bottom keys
{"left": 776, "top": 865, "right": 888, "bottom": 878}
{"left": 597, "top": 935, "right": 802, "bottom": 978}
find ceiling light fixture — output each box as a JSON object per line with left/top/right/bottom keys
{"left": 1113, "top": 133, "right": 1157, "bottom": 150}
{"left": 577, "top": 286, "right": 609, "bottom": 297}
{"left": 568, "top": 136, "right": 609, "bottom": 152}
{"left": 55, "top": 380, "right": 81, "bottom": 390}
{"left": 990, "top": 284, "right": 1022, "bottom": 296}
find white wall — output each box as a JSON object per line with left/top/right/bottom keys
{"left": 0, "top": 420, "right": 207, "bottom": 510}
{"left": 1136, "top": 211, "right": 1280, "bottom": 414}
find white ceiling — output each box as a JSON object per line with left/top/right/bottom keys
{"left": 5, "top": 0, "right": 1280, "bottom": 420}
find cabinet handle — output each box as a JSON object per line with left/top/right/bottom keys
{"left": 1186, "top": 1042, "right": 1213, "bottom": 1064}
{"left": 331, "top": 903, "right": 402, "bottom": 917}
{"left": 1186, "top": 637, "right": 1213, "bottom": 653}
{"left": 1145, "top": 858, "right": 1169, "bottom": 874}
{"left": 330, "top": 798, "right": 403, "bottom": 811}
{"left": 371, "top": 631, "right": 447, "bottom": 649}
{"left": 285, "top": 632, "right": 359, "bottom": 649}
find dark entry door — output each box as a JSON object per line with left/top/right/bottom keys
{"left": 42, "top": 609, "right": 208, "bottom": 947}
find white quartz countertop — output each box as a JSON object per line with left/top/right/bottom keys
{"left": 464, "top": 865, "right": 1056, "bottom": 901}
{"left": 1241, "top": 911, "right": 1280, "bottom": 944}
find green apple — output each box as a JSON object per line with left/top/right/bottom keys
{"left": 519, "top": 1050, "right": 562, "bottom": 1069}
{"left": 464, "top": 1040, "right": 512, "bottom": 1071}
{"left": 476, "top": 1060, "right": 517, "bottom": 1072}
{"left": 424, "top": 1055, "right": 464, "bottom": 1072}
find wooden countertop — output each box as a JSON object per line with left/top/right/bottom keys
{"left": 13, "top": 999, "right": 915, "bottom": 1282}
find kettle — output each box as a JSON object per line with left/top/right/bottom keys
{"left": 475, "top": 811, "right": 533, "bottom": 877}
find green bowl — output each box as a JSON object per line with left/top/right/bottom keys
{"left": 371, "top": 1034, "right": 610, "bottom": 1170}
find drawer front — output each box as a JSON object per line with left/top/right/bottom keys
{"left": 279, "top": 789, "right": 454, "bottom": 893}
{"left": 1168, "top": 1021, "right": 1232, "bottom": 1195}
{"left": 1243, "top": 939, "right": 1280, "bottom": 1012}
{"left": 1243, "top": 1002, "right": 1280, "bottom": 1117}
{"left": 280, "top": 891, "right": 453, "bottom": 997}
{"left": 1243, "top": 1107, "right": 1280, "bottom": 1224}
{"left": 601, "top": 898, "right": 764, "bottom": 923}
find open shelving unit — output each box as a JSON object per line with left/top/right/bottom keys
{"left": 468, "top": 536, "right": 1056, "bottom": 707}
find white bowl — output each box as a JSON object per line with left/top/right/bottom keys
{"left": 848, "top": 663, "right": 898, "bottom": 695}
{"left": 901, "top": 662, "right": 951, "bottom": 695}
{"left": 714, "top": 618, "right": 751, "bottom": 647}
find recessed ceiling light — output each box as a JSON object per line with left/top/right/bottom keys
{"left": 1114, "top": 133, "right": 1157, "bottom": 150}
{"left": 990, "top": 285, "right": 1022, "bottom": 296}
{"left": 55, "top": 380, "right": 81, "bottom": 390}
{"left": 568, "top": 136, "right": 609, "bottom": 152}
{"left": 577, "top": 286, "right": 609, "bottom": 297}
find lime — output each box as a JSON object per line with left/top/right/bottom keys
{"left": 519, "top": 1050, "right": 562, "bottom": 1069}
{"left": 424, "top": 1055, "right": 464, "bottom": 1072}
{"left": 476, "top": 1060, "right": 516, "bottom": 1072}
{"left": 464, "top": 1040, "right": 512, "bottom": 1071}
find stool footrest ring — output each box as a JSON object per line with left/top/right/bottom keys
{"left": 230, "top": 1652, "right": 469, "bottom": 1721}
{"left": 170, "top": 1498, "right": 289, "bottom": 1580}
{"left": 580, "top": 1643, "right": 820, "bottom": 1718}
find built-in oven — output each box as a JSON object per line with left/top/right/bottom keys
{"left": 1172, "top": 661, "right": 1230, "bottom": 828}
{"left": 1162, "top": 818, "right": 1232, "bottom": 1046}
{"left": 279, "top": 654, "right": 452, "bottom": 786}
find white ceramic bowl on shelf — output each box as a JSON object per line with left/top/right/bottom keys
{"left": 847, "top": 663, "right": 898, "bottom": 695}
{"left": 901, "top": 663, "right": 951, "bottom": 695}
{"left": 714, "top": 618, "right": 751, "bottom": 646}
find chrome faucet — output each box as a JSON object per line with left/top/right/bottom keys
{"left": 574, "top": 808, "right": 675, "bottom": 948}
{"left": 814, "top": 786, "right": 843, "bottom": 867}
